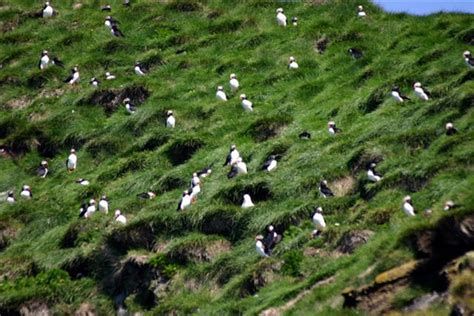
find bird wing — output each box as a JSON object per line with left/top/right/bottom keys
{"left": 468, "top": 58, "right": 474, "bottom": 66}
{"left": 401, "top": 94, "right": 411, "bottom": 100}
{"left": 38, "top": 59, "right": 42, "bottom": 69}
{"left": 223, "top": 153, "right": 232, "bottom": 166}
{"left": 424, "top": 88, "right": 432, "bottom": 97}
{"left": 177, "top": 199, "right": 182, "bottom": 211}
{"left": 227, "top": 166, "right": 238, "bottom": 179}
{"left": 65, "top": 158, "right": 69, "bottom": 168}
{"left": 52, "top": 57, "right": 64, "bottom": 67}
{"left": 262, "top": 160, "right": 271, "bottom": 170}
{"left": 37, "top": 167, "right": 46, "bottom": 177}
{"left": 63, "top": 74, "right": 73, "bottom": 83}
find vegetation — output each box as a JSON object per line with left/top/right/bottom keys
{"left": 0, "top": 0, "right": 473, "bottom": 314}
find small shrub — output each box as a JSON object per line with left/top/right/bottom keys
{"left": 281, "top": 250, "right": 303, "bottom": 277}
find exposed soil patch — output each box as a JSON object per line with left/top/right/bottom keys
{"left": 82, "top": 86, "right": 150, "bottom": 115}
{"left": 337, "top": 230, "right": 374, "bottom": 254}
{"left": 331, "top": 176, "right": 355, "bottom": 197}
{"left": 248, "top": 114, "right": 293, "bottom": 142}
{"left": 167, "top": 239, "right": 231, "bottom": 264}
{"left": 5, "top": 96, "right": 30, "bottom": 110}
{"left": 198, "top": 208, "right": 238, "bottom": 237}
{"left": 165, "top": 138, "right": 204, "bottom": 166}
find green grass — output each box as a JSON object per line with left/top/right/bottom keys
{"left": 0, "top": 0, "right": 473, "bottom": 314}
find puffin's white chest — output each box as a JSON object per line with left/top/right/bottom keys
{"left": 230, "top": 79, "right": 239, "bottom": 91}
{"left": 216, "top": 91, "right": 227, "bottom": 101}
{"left": 241, "top": 99, "right": 253, "bottom": 112}
{"left": 166, "top": 116, "right": 176, "bottom": 128}
{"left": 276, "top": 13, "right": 287, "bottom": 26}
{"left": 43, "top": 6, "right": 53, "bottom": 17}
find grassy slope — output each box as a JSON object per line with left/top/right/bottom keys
{"left": 0, "top": 0, "right": 473, "bottom": 314}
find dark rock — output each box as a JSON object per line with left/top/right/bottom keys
{"left": 337, "top": 230, "right": 374, "bottom": 254}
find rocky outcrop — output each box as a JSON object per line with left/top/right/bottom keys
{"left": 337, "top": 230, "right": 374, "bottom": 254}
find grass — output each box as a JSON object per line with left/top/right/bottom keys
{"left": 0, "top": 0, "right": 473, "bottom": 314}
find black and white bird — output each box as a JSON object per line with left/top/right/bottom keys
{"left": 311, "top": 207, "right": 326, "bottom": 237}
{"left": 101, "top": 5, "right": 112, "bottom": 11}
{"left": 37, "top": 160, "right": 49, "bottom": 178}
{"left": 134, "top": 62, "right": 146, "bottom": 76}
{"left": 328, "top": 121, "right": 341, "bottom": 135}
{"left": 99, "top": 195, "right": 109, "bottom": 214}
{"left": 166, "top": 110, "right": 175, "bottom": 128}
{"left": 299, "top": 131, "right": 311, "bottom": 140}
{"left": 413, "top": 82, "right": 430, "bottom": 101}
{"left": 105, "top": 72, "right": 116, "bottom": 80}
{"left": 402, "top": 196, "right": 415, "bottom": 217}
{"left": 66, "top": 149, "right": 77, "bottom": 172}
{"left": 191, "top": 173, "right": 201, "bottom": 187}
{"left": 51, "top": 56, "right": 64, "bottom": 67}
{"left": 263, "top": 225, "right": 281, "bottom": 255}
{"left": 84, "top": 199, "right": 96, "bottom": 218}
{"left": 41, "top": 2, "right": 54, "bottom": 18}
{"left": 255, "top": 235, "right": 269, "bottom": 257}
{"left": 76, "top": 178, "right": 90, "bottom": 186}
{"left": 196, "top": 166, "right": 212, "bottom": 178}
{"left": 262, "top": 155, "right": 277, "bottom": 172}
{"left": 104, "top": 16, "right": 119, "bottom": 29}
{"left": 357, "top": 5, "right": 367, "bottom": 17}
{"left": 367, "top": 163, "right": 382, "bottom": 182}
{"left": 123, "top": 0, "right": 131, "bottom": 7}
{"left": 190, "top": 182, "right": 201, "bottom": 202}
{"left": 6, "top": 191, "right": 16, "bottom": 203}
{"left": 90, "top": 77, "right": 100, "bottom": 87}
{"left": 115, "top": 209, "right": 127, "bottom": 224}
{"left": 223, "top": 144, "right": 240, "bottom": 166}
{"left": 348, "top": 48, "right": 363, "bottom": 59}
{"left": 111, "top": 24, "right": 124, "bottom": 37}
{"left": 216, "top": 86, "right": 228, "bottom": 101}
{"left": 445, "top": 122, "right": 457, "bottom": 136}
{"left": 288, "top": 56, "right": 299, "bottom": 69}
{"left": 137, "top": 192, "right": 156, "bottom": 200}
{"left": 276, "top": 8, "right": 287, "bottom": 27}
{"left": 319, "top": 180, "right": 334, "bottom": 198}
{"left": 123, "top": 98, "right": 136, "bottom": 114}
{"left": 78, "top": 202, "right": 89, "bottom": 218}
{"left": 463, "top": 51, "right": 474, "bottom": 68}
{"left": 38, "top": 50, "right": 50, "bottom": 70}
{"left": 177, "top": 190, "right": 191, "bottom": 211}
{"left": 227, "top": 157, "right": 248, "bottom": 179}
{"left": 20, "top": 185, "right": 32, "bottom": 199}
{"left": 291, "top": 16, "right": 298, "bottom": 26}
{"left": 240, "top": 94, "right": 253, "bottom": 112}
{"left": 391, "top": 86, "right": 410, "bottom": 102}
{"left": 229, "top": 73, "right": 239, "bottom": 92}
{"left": 64, "top": 67, "right": 80, "bottom": 85}
{"left": 241, "top": 194, "right": 254, "bottom": 208}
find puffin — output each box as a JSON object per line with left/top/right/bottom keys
{"left": 84, "top": 199, "right": 96, "bottom": 218}
{"left": 291, "top": 17, "right": 298, "bottom": 26}
{"left": 357, "top": 5, "right": 367, "bottom": 17}
{"left": 111, "top": 24, "right": 124, "bottom": 37}
{"left": 137, "top": 192, "right": 156, "bottom": 200}
{"left": 216, "top": 86, "right": 228, "bottom": 101}
{"left": 443, "top": 200, "right": 458, "bottom": 211}
{"left": 191, "top": 173, "right": 201, "bottom": 187}
{"left": 114, "top": 210, "right": 127, "bottom": 224}
{"left": 240, "top": 94, "right": 253, "bottom": 112}
{"left": 229, "top": 73, "right": 239, "bottom": 92}
{"left": 101, "top": 5, "right": 112, "bottom": 11}
{"left": 263, "top": 225, "right": 281, "bottom": 255}
{"left": 6, "top": 191, "right": 16, "bottom": 203}
{"left": 445, "top": 122, "right": 457, "bottom": 136}
{"left": 319, "top": 180, "right": 334, "bottom": 198}
{"left": 311, "top": 207, "right": 326, "bottom": 237}
{"left": 123, "top": 98, "right": 136, "bottom": 114}
{"left": 391, "top": 86, "right": 410, "bottom": 102}
{"left": 402, "top": 196, "right": 415, "bottom": 216}
{"left": 262, "top": 155, "right": 277, "bottom": 172}
{"left": 228, "top": 157, "right": 247, "bottom": 179}
{"left": 177, "top": 190, "right": 191, "bottom": 211}
{"left": 241, "top": 194, "right": 255, "bottom": 208}
{"left": 348, "top": 48, "right": 363, "bottom": 59}
{"left": 413, "top": 82, "right": 430, "bottom": 101}
{"left": 76, "top": 178, "right": 90, "bottom": 186}
{"left": 328, "top": 121, "right": 342, "bottom": 135}
{"left": 166, "top": 110, "right": 175, "bottom": 128}
{"left": 51, "top": 56, "right": 64, "bottom": 68}
{"left": 276, "top": 8, "right": 287, "bottom": 27}
{"left": 288, "top": 56, "right": 299, "bottom": 69}
{"left": 196, "top": 166, "right": 212, "bottom": 178}
{"left": 223, "top": 144, "right": 240, "bottom": 166}
{"left": 20, "top": 185, "right": 32, "bottom": 199}
{"left": 99, "top": 195, "right": 109, "bottom": 213}
{"left": 299, "top": 131, "right": 311, "bottom": 140}
{"left": 37, "top": 160, "right": 49, "bottom": 178}
{"left": 66, "top": 148, "right": 77, "bottom": 172}
{"left": 190, "top": 183, "right": 201, "bottom": 202}
{"left": 463, "top": 51, "right": 474, "bottom": 68}
{"left": 367, "top": 163, "right": 382, "bottom": 182}
{"left": 105, "top": 72, "right": 116, "bottom": 80}
{"left": 78, "top": 202, "right": 89, "bottom": 218}
{"left": 39, "top": 50, "right": 50, "bottom": 70}
{"left": 255, "top": 235, "right": 269, "bottom": 257}
{"left": 64, "top": 67, "right": 80, "bottom": 85}
{"left": 104, "top": 16, "right": 119, "bottom": 29}
{"left": 41, "top": 2, "right": 54, "bottom": 18}
{"left": 90, "top": 77, "right": 100, "bottom": 87}
{"left": 123, "top": 0, "right": 131, "bottom": 6}
{"left": 134, "top": 62, "right": 146, "bottom": 76}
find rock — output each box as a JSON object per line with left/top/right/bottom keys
{"left": 19, "top": 301, "right": 50, "bottom": 316}
{"left": 403, "top": 292, "right": 445, "bottom": 313}
{"left": 75, "top": 303, "right": 96, "bottom": 316}
{"left": 73, "top": 3, "right": 83, "bottom": 10}
{"left": 337, "top": 230, "right": 374, "bottom": 254}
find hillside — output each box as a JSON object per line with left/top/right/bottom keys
{"left": 0, "top": 0, "right": 473, "bottom": 315}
